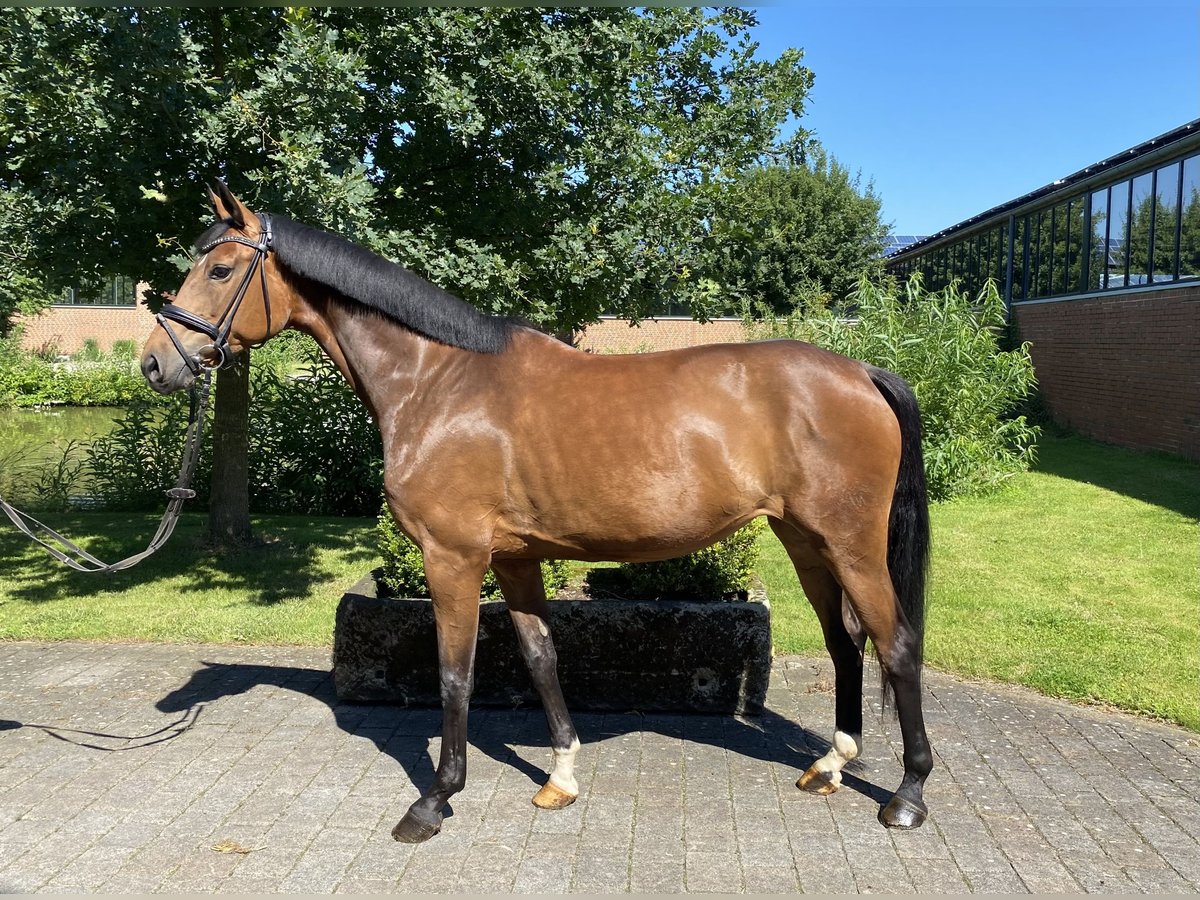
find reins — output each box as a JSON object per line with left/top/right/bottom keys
{"left": 0, "top": 213, "right": 274, "bottom": 574}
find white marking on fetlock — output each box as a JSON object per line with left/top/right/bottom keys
{"left": 547, "top": 737, "right": 580, "bottom": 795}
{"left": 811, "top": 730, "right": 860, "bottom": 785}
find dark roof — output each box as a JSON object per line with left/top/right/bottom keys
{"left": 888, "top": 117, "right": 1200, "bottom": 260}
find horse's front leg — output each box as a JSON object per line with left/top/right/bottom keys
{"left": 492, "top": 559, "right": 581, "bottom": 810}
{"left": 392, "top": 544, "right": 488, "bottom": 843}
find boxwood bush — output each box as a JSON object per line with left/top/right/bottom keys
{"left": 584, "top": 518, "right": 766, "bottom": 601}
{"left": 377, "top": 503, "right": 571, "bottom": 600}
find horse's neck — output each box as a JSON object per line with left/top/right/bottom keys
{"left": 289, "top": 293, "right": 453, "bottom": 424}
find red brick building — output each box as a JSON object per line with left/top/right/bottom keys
{"left": 888, "top": 119, "right": 1200, "bottom": 460}
{"left": 15, "top": 277, "right": 154, "bottom": 356}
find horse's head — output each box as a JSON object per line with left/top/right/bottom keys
{"left": 141, "top": 180, "right": 289, "bottom": 393}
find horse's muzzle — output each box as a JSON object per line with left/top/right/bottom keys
{"left": 141, "top": 349, "right": 194, "bottom": 395}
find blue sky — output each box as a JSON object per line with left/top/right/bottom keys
{"left": 747, "top": 3, "right": 1199, "bottom": 236}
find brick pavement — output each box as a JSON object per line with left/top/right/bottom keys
{"left": 0, "top": 641, "right": 1197, "bottom": 894}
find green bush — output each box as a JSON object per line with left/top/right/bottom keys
{"left": 247, "top": 348, "right": 383, "bottom": 515}
{"left": 85, "top": 395, "right": 205, "bottom": 510}
{"left": 749, "top": 275, "right": 1040, "bottom": 501}
{"left": 0, "top": 333, "right": 153, "bottom": 408}
{"left": 110, "top": 339, "right": 138, "bottom": 360}
{"left": 251, "top": 329, "right": 321, "bottom": 377}
{"left": 585, "top": 518, "right": 766, "bottom": 601}
{"left": 84, "top": 346, "right": 384, "bottom": 516}
{"left": 376, "top": 504, "right": 571, "bottom": 600}
{"left": 75, "top": 339, "right": 103, "bottom": 362}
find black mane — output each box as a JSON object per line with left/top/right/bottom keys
{"left": 196, "top": 215, "right": 515, "bottom": 353}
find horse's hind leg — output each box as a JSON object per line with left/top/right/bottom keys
{"left": 768, "top": 519, "right": 866, "bottom": 795}
{"left": 822, "top": 538, "right": 932, "bottom": 828}
{"left": 492, "top": 559, "right": 581, "bottom": 810}
{"left": 392, "top": 544, "right": 488, "bottom": 843}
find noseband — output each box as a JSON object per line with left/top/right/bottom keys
{"left": 156, "top": 212, "right": 274, "bottom": 374}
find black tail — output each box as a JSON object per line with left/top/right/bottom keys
{"left": 867, "top": 366, "right": 931, "bottom": 698}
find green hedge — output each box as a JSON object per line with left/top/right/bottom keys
{"left": 0, "top": 334, "right": 152, "bottom": 408}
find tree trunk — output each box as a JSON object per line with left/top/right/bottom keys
{"left": 207, "top": 350, "right": 254, "bottom": 546}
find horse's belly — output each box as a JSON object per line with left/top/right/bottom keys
{"left": 497, "top": 469, "right": 778, "bottom": 563}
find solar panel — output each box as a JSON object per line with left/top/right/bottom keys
{"left": 881, "top": 235, "right": 929, "bottom": 258}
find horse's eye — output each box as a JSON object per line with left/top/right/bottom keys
{"left": 210, "top": 264, "right": 233, "bottom": 280}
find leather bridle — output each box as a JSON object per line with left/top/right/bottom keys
{"left": 156, "top": 212, "right": 274, "bottom": 374}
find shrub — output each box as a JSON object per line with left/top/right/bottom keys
{"left": 0, "top": 333, "right": 153, "bottom": 408}
{"left": 83, "top": 348, "right": 383, "bottom": 516}
{"left": 110, "top": 339, "right": 138, "bottom": 360}
{"left": 75, "top": 339, "right": 103, "bottom": 362}
{"left": 585, "top": 518, "right": 766, "bottom": 601}
{"left": 86, "top": 394, "right": 207, "bottom": 510}
{"left": 749, "top": 275, "right": 1040, "bottom": 501}
{"left": 247, "top": 349, "right": 384, "bottom": 516}
{"left": 376, "top": 504, "right": 571, "bottom": 600}
{"left": 251, "top": 329, "right": 321, "bottom": 377}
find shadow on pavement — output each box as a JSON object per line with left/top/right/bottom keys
{"left": 0, "top": 707, "right": 202, "bottom": 750}
{"left": 154, "top": 660, "right": 891, "bottom": 812}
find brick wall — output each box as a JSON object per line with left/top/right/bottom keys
{"left": 15, "top": 303, "right": 157, "bottom": 356}
{"left": 1012, "top": 285, "right": 1200, "bottom": 459}
{"left": 15, "top": 308, "right": 749, "bottom": 358}
{"left": 577, "top": 317, "right": 748, "bottom": 354}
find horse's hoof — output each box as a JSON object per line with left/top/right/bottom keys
{"left": 797, "top": 766, "right": 842, "bottom": 795}
{"left": 392, "top": 807, "right": 443, "bottom": 843}
{"left": 878, "top": 793, "right": 927, "bottom": 829}
{"left": 532, "top": 781, "right": 578, "bottom": 810}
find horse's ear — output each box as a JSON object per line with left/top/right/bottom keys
{"left": 205, "top": 184, "right": 221, "bottom": 215}
{"left": 208, "top": 178, "right": 247, "bottom": 230}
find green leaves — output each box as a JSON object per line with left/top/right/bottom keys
{"left": 376, "top": 503, "right": 570, "bottom": 601}
{"left": 586, "top": 519, "right": 767, "bottom": 601}
{"left": 708, "top": 153, "right": 887, "bottom": 313}
{"left": 1, "top": 8, "right": 811, "bottom": 336}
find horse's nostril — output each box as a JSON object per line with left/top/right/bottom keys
{"left": 141, "top": 353, "right": 161, "bottom": 382}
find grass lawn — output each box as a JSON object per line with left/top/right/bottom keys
{"left": 1, "top": 433, "right": 1196, "bottom": 729}
{"left": 0, "top": 514, "right": 377, "bottom": 645}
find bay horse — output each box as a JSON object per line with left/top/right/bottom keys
{"left": 141, "top": 181, "right": 933, "bottom": 840}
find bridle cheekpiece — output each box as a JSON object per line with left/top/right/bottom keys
{"left": 156, "top": 211, "right": 274, "bottom": 375}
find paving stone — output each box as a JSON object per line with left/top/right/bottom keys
{"left": 684, "top": 849, "right": 742, "bottom": 892}
{"left": 3, "top": 641, "right": 1200, "bottom": 894}
{"left": 512, "top": 836, "right": 575, "bottom": 894}
{"left": 570, "top": 851, "right": 629, "bottom": 892}
{"left": 453, "top": 840, "right": 523, "bottom": 892}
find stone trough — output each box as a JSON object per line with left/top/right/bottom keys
{"left": 332, "top": 573, "right": 771, "bottom": 715}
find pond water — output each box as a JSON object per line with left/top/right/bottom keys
{"left": 0, "top": 407, "right": 121, "bottom": 470}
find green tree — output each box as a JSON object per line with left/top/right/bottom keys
{"left": 0, "top": 8, "right": 811, "bottom": 540}
{"left": 705, "top": 151, "right": 887, "bottom": 313}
